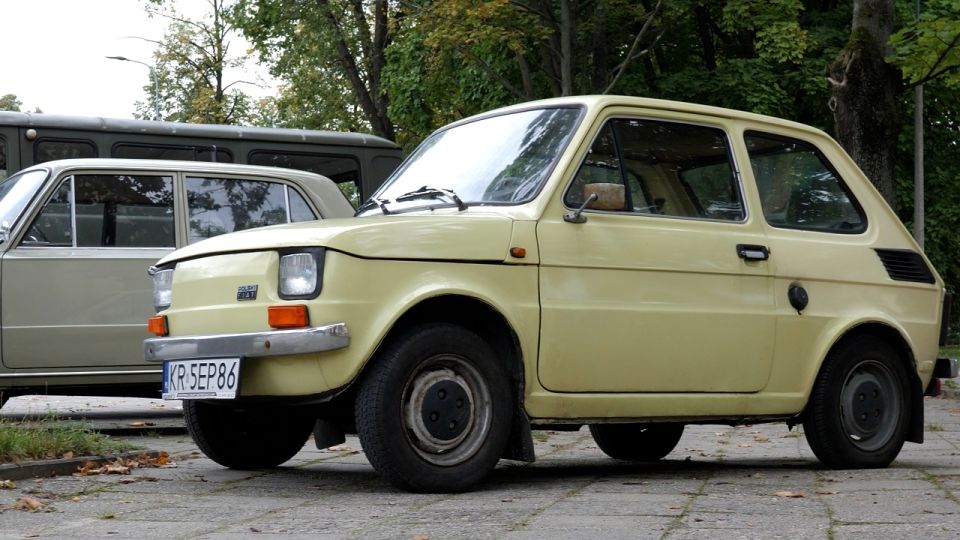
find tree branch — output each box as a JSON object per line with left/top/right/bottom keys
{"left": 603, "top": 0, "right": 663, "bottom": 94}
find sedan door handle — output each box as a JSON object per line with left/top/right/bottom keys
{"left": 737, "top": 244, "right": 770, "bottom": 261}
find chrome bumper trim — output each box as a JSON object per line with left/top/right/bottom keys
{"left": 144, "top": 322, "right": 349, "bottom": 362}
{"left": 0, "top": 369, "right": 162, "bottom": 379}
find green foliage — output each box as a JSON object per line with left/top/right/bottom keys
{"left": 0, "top": 94, "right": 22, "bottom": 112}
{"left": 136, "top": 0, "right": 257, "bottom": 124}
{"left": 890, "top": 0, "right": 960, "bottom": 87}
{"left": 0, "top": 416, "right": 134, "bottom": 463}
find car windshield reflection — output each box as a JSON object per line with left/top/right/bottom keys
{"left": 0, "top": 169, "right": 48, "bottom": 243}
{"left": 358, "top": 107, "right": 582, "bottom": 216}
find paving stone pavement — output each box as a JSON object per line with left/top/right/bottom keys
{"left": 1, "top": 396, "right": 958, "bottom": 539}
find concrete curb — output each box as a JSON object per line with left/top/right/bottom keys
{"left": 0, "top": 450, "right": 162, "bottom": 481}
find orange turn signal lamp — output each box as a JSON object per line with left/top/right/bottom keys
{"left": 147, "top": 315, "right": 169, "bottom": 337}
{"left": 268, "top": 305, "right": 309, "bottom": 329}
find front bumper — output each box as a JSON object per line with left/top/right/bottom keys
{"left": 144, "top": 322, "right": 349, "bottom": 362}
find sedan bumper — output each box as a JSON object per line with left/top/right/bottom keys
{"left": 144, "top": 322, "right": 349, "bottom": 362}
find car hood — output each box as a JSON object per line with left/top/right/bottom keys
{"left": 157, "top": 213, "right": 516, "bottom": 265}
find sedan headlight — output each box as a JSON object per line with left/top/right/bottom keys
{"left": 151, "top": 268, "right": 174, "bottom": 312}
{"left": 279, "top": 249, "right": 324, "bottom": 299}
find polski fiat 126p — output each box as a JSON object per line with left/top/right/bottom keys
{"left": 144, "top": 96, "right": 957, "bottom": 492}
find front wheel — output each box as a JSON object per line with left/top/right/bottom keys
{"left": 355, "top": 323, "right": 514, "bottom": 492}
{"left": 589, "top": 423, "right": 685, "bottom": 461}
{"left": 803, "top": 335, "right": 911, "bottom": 469}
{"left": 183, "top": 400, "right": 314, "bottom": 469}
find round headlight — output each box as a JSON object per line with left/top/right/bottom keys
{"left": 279, "top": 253, "right": 318, "bottom": 297}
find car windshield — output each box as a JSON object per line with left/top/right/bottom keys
{"left": 358, "top": 107, "right": 582, "bottom": 215}
{"left": 0, "top": 169, "right": 48, "bottom": 243}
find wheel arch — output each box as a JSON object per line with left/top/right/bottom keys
{"left": 808, "top": 321, "right": 924, "bottom": 444}
{"left": 367, "top": 293, "right": 535, "bottom": 462}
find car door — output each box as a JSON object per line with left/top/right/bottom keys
{"left": 1, "top": 171, "right": 175, "bottom": 369}
{"left": 536, "top": 113, "right": 777, "bottom": 393}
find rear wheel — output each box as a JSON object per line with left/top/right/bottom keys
{"left": 183, "top": 400, "right": 314, "bottom": 469}
{"left": 589, "top": 423, "right": 685, "bottom": 461}
{"left": 355, "top": 323, "right": 513, "bottom": 493}
{"left": 803, "top": 335, "right": 910, "bottom": 468}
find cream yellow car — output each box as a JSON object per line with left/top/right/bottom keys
{"left": 145, "top": 96, "right": 956, "bottom": 492}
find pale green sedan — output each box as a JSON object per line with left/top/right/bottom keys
{"left": 0, "top": 159, "right": 354, "bottom": 406}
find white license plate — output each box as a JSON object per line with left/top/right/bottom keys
{"left": 163, "top": 358, "right": 240, "bottom": 400}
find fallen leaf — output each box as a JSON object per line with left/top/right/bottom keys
{"left": 62, "top": 451, "right": 74, "bottom": 459}
{"left": 815, "top": 489, "right": 839, "bottom": 495}
{"left": 127, "top": 422, "right": 146, "bottom": 427}
{"left": 753, "top": 435, "right": 770, "bottom": 442}
{"left": 413, "top": 536, "right": 430, "bottom": 540}
{"left": 0, "top": 480, "right": 15, "bottom": 489}
{"left": 250, "top": 527, "right": 261, "bottom": 533}
{"left": 16, "top": 496, "right": 43, "bottom": 510}
{"left": 775, "top": 491, "right": 805, "bottom": 498}
{"left": 738, "top": 443, "right": 752, "bottom": 448}
{"left": 752, "top": 472, "right": 765, "bottom": 478}
{"left": 23, "top": 534, "right": 40, "bottom": 539}
{"left": 70, "top": 497, "right": 82, "bottom": 503}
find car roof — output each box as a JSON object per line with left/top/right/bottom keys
{"left": 18, "top": 158, "right": 356, "bottom": 219}
{"left": 449, "top": 95, "right": 829, "bottom": 138}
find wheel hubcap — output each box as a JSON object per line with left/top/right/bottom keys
{"left": 402, "top": 355, "right": 492, "bottom": 467}
{"left": 420, "top": 379, "right": 472, "bottom": 441}
{"left": 839, "top": 359, "right": 901, "bottom": 451}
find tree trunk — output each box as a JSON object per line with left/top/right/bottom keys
{"left": 827, "top": 0, "right": 901, "bottom": 207}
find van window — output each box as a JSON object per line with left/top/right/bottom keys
{"left": 186, "top": 177, "right": 317, "bottom": 244}
{"left": 0, "top": 136, "right": 6, "bottom": 180}
{"left": 745, "top": 132, "right": 866, "bottom": 233}
{"left": 26, "top": 174, "right": 175, "bottom": 247}
{"left": 113, "top": 143, "right": 233, "bottom": 163}
{"left": 248, "top": 151, "right": 361, "bottom": 207}
{"left": 35, "top": 139, "right": 97, "bottom": 163}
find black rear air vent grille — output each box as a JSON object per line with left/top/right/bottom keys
{"left": 874, "top": 249, "right": 935, "bottom": 284}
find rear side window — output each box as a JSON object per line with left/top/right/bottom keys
{"left": 745, "top": 132, "right": 866, "bottom": 233}
{"left": 185, "top": 177, "right": 317, "bottom": 244}
{"left": 565, "top": 118, "right": 744, "bottom": 221}
{"left": 113, "top": 143, "right": 233, "bottom": 163}
{"left": 35, "top": 139, "right": 97, "bottom": 163}
{"left": 26, "top": 174, "right": 175, "bottom": 247}
{"left": 248, "top": 151, "right": 361, "bottom": 207}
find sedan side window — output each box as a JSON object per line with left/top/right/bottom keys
{"left": 565, "top": 118, "right": 744, "bottom": 221}
{"left": 186, "top": 177, "right": 317, "bottom": 244}
{"left": 745, "top": 132, "right": 866, "bottom": 233}
{"left": 25, "top": 174, "right": 175, "bottom": 247}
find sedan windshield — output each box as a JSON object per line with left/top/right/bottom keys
{"left": 359, "top": 107, "right": 581, "bottom": 215}
{"left": 0, "top": 169, "right": 47, "bottom": 243}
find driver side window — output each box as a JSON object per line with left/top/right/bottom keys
{"left": 564, "top": 118, "right": 744, "bottom": 221}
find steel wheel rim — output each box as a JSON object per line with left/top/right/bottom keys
{"left": 839, "top": 359, "right": 901, "bottom": 452}
{"left": 401, "top": 354, "right": 493, "bottom": 467}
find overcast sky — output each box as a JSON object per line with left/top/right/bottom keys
{"left": 1, "top": 0, "right": 271, "bottom": 119}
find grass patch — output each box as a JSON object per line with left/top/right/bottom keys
{"left": 940, "top": 345, "right": 960, "bottom": 359}
{"left": 0, "top": 416, "right": 135, "bottom": 464}
{"left": 927, "top": 423, "right": 945, "bottom": 432}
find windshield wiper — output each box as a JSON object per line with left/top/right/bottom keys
{"left": 395, "top": 186, "right": 467, "bottom": 211}
{"left": 355, "top": 196, "right": 392, "bottom": 216}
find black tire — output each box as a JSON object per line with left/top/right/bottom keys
{"left": 589, "top": 423, "right": 684, "bottom": 461}
{"left": 803, "top": 335, "right": 911, "bottom": 469}
{"left": 183, "top": 400, "right": 314, "bottom": 469}
{"left": 355, "top": 323, "right": 514, "bottom": 493}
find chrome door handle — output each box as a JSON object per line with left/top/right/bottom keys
{"left": 737, "top": 244, "right": 769, "bottom": 261}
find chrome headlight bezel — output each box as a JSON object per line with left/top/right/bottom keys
{"left": 278, "top": 248, "right": 325, "bottom": 300}
{"left": 150, "top": 266, "right": 175, "bottom": 312}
